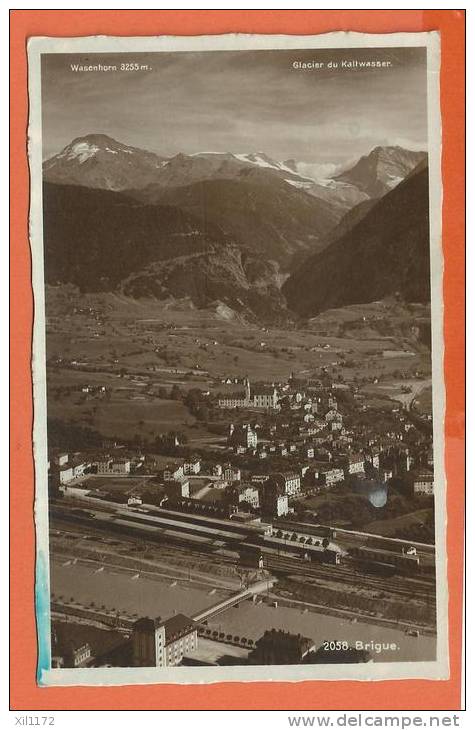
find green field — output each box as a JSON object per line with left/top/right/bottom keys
{"left": 46, "top": 287, "right": 432, "bottom": 444}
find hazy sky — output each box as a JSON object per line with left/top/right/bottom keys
{"left": 41, "top": 47, "right": 427, "bottom": 168}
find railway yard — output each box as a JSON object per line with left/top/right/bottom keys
{"left": 49, "top": 496, "right": 437, "bottom": 648}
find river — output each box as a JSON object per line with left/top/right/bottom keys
{"left": 51, "top": 559, "right": 222, "bottom": 619}
{"left": 206, "top": 601, "right": 435, "bottom": 663}
{"left": 50, "top": 559, "right": 436, "bottom": 664}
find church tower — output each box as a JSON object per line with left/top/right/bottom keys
{"left": 245, "top": 377, "right": 251, "bottom": 403}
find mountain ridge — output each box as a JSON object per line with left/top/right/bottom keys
{"left": 43, "top": 134, "right": 426, "bottom": 216}
{"left": 283, "top": 162, "right": 431, "bottom": 317}
{"left": 334, "top": 145, "right": 427, "bottom": 198}
{"left": 42, "top": 135, "right": 431, "bottom": 323}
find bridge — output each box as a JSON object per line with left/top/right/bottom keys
{"left": 191, "top": 578, "right": 277, "bottom": 623}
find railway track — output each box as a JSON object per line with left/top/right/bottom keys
{"left": 51, "top": 518, "right": 436, "bottom": 618}
{"left": 50, "top": 504, "right": 435, "bottom": 604}
{"left": 262, "top": 555, "right": 436, "bottom": 603}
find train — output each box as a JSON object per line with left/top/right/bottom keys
{"left": 347, "top": 545, "right": 420, "bottom": 574}
{"left": 275, "top": 520, "right": 337, "bottom": 540}
{"left": 239, "top": 536, "right": 341, "bottom": 566}
{"left": 51, "top": 501, "right": 425, "bottom": 577}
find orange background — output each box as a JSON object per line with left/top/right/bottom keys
{"left": 10, "top": 10, "right": 465, "bottom": 711}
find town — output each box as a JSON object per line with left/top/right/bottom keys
{"left": 48, "top": 365, "right": 436, "bottom": 670}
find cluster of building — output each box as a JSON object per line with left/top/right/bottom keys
{"left": 53, "top": 612, "right": 348, "bottom": 669}
{"left": 217, "top": 378, "right": 279, "bottom": 410}
{"left": 51, "top": 613, "right": 199, "bottom": 669}
{"left": 48, "top": 449, "right": 134, "bottom": 486}
{"left": 213, "top": 374, "right": 434, "bottom": 500}
{"left": 249, "top": 629, "right": 316, "bottom": 665}
{"left": 49, "top": 375, "right": 434, "bottom": 526}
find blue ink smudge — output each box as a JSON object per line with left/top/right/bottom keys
{"left": 35, "top": 549, "right": 51, "bottom": 684}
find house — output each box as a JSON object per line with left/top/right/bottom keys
{"left": 274, "top": 493, "right": 289, "bottom": 517}
{"left": 229, "top": 423, "right": 258, "bottom": 449}
{"left": 51, "top": 625, "right": 91, "bottom": 668}
{"left": 165, "top": 478, "right": 190, "bottom": 499}
{"left": 224, "top": 464, "right": 241, "bottom": 483}
{"left": 96, "top": 458, "right": 131, "bottom": 476}
{"left": 59, "top": 466, "right": 74, "bottom": 484}
{"left": 320, "top": 467, "right": 345, "bottom": 487}
{"left": 55, "top": 452, "right": 69, "bottom": 467}
{"left": 48, "top": 451, "right": 78, "bottom": 483}
{"left": 325, "top": 409, "right": 343, "bottom": 431}
{"left": 346, "top": 453, "right": 365, "bottom": 475}
{"left": 230, "top": 483, "right": 260, "bottom": 510}
{"left": 314, "top": 418, "right": 327, "bottom": 432}
{"left": 261, "top": 479, "right": 289, "bottom": 517}
{"left": 51, "top": 622, "right": 128, "bottom": 669}
{"left": 183, "top": 457, "right": 201, "bottom": 475}
{"left": 127, "top": 495, "right": 143, "bottom": 506}
{"left": 325, "top": 408, "right": 342, "bottom": 422}
{"left": 251, "top": 474, "right": 270, "bottom": 485}
{"left": 250, "top": 629, "right": 316, "bottom": 665}
{"left": 275, "top": 472, "right": 301, "bottom": 497}
{"left": 113, "top": 459, "right": 131, "bottom": 474}
{"left": 302, "top": 445, "right": 315, "bottom": 459}
{"left": 162, "top": 614, "right": 198, "bottom": 667}
{"left": 365, "top": 448, "right": 380, "bottom": 469}
{"left": 71, "top": 459, "right": 89, "bottom": 479}
{"left": 132, "top": 614, "right": 197, "bottom": 667}
{"left": 163, "top": 460, "right": 185, "bottom": 482}
{"left": 54, "top": 640, "right": 91, "bottom": 669}
{"left": 413, "top": 471, "right": 434, "bottom": 496}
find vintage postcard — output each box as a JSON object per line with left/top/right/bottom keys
{"left": 27, "top": 31, "right": 446, "bottom": 686}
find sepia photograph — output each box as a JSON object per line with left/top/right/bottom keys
{"left": 27, "top": 31, "right": 446, "bottom": 685}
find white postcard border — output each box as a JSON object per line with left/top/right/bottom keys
{"left": 27, "top": 30, "right": 447, "bottom": 686}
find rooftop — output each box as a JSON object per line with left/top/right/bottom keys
{"left": 162, "top": 614, "right": 196, "bottom": 645}
{"left": 256, "top": 628, "right": 315, "bottom": 653}
{"left": 251, "top": 385, "right": 277, "bottom": 396}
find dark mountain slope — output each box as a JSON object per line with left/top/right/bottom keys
{"left": 317, "top": 198, "right": 378, "bottom": 252}
{"left": 42, "top": 182, "right": 226, "bottom": 290}
{"left": 42, "top": 181, "right": 288, "bottom": 322}
{"left": 283, "top": 163, "right": 430, "bottom": 316}
{"left": 130, "top": 172, "right": 340, "bottom": 269}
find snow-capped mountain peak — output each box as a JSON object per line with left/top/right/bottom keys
{"left": 43, "top": 134, "right": 167, "bottom": 190}
{"left": 233, "top": 152, "right": 304, "bottom": 177}
{"left": 55, "top": 134, "right": 143, "bottom": 164}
